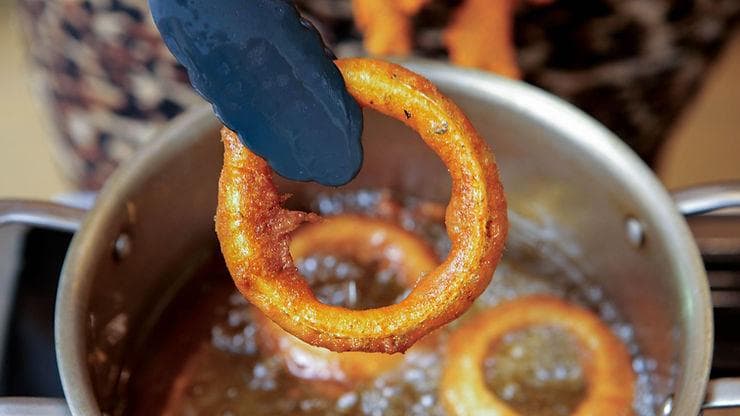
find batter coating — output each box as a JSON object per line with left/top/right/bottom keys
{"left": 216, "top": 58, "right": 507, "bottom": 353}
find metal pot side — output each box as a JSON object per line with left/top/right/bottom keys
{"left": 54, "top": 61, "right": 712, "bottom": 415}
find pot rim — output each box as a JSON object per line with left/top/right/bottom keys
{"left": 54, "top": 60, "right": 712, "bottom": 415}
{"left": 55, "top": 104, "right": 217, "bottom": 414}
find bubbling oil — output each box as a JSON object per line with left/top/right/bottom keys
{"left": 484, "top": 326, "right": 587, "bottom": 416}
{"left": 124, "top": 190, "right": 659, "bottom": 415}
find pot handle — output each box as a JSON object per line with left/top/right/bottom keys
{"left": 0, "top": 201, "right": 84, "bottom": 414}
{"left": 673, "top": 182, "right": 740, "bottom": 217}
{"left": 0, "top": 398, "right": 69, "bottom": 415}
{"left": 702, "top": 379, "right": 740, "bottom": 413}
{"left": 0, "top": 200, "right": 86, "bottom": 232}
{"left": 671, "top": 183, "right": 740, "bottom": 413}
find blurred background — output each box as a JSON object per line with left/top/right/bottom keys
{"left": 0, "top": 0, "right": 738, "bottom": 199}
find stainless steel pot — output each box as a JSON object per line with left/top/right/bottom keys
{"left": 1, "top": 61, "right": 739, "bottom": 415}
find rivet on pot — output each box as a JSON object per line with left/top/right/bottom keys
{"left": 661, "top": 395, "right": 673, "bottom": 416}
{"left": 625, "top": 216, "right": 645, "bottom": 248}
{"left": 114, "top": 233, "right": 132, "bottom": 260}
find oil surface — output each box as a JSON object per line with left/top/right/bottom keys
{"left": 125, "top": 190, "right": 658, "bottom": 415}
{"left": 484, "top": 326, "right": 586, "bottom": 416}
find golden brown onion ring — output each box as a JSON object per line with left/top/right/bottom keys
{"left": 253, "top": 215, "right": 438, "bottom": 383}
{"left": 351, "top": 0, "right": 552, "bottom": 78}
{"left": 216, "top": 58, "right": 507, "bottom": 353}
{"left": 444, "top": 0, "right": 522, "bottom": 79}
{"left": 288, "top": 215, "right": 439, "bottom": 287}
{"left": 253, "top": 310, "right": 404, "bottom": 385}
{"left": 440, "top": 295, "right": 635, "bottom": 416}
{"left": 351, "top": 0, "right": 429, "bottom": 56}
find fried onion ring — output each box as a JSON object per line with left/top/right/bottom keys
{"left": 216, "top": 58, "right": 507, "bottom": 353}
{"left": 351, "top": 0, "right": 552, "bottom": 78}
{"left": 253, "top": 215, "right": 438, "bottom": 384}
{"left": 440, "top": 295, "right": 635, "bottom": 416}
{"left": 288, "top": 215, "right": 439, "bottom": 287}
{"left": 444, "top": 0, "right": 522, "bottom": 79}
{"left": 351, "top": 0, "right": 429, "bottom": 56}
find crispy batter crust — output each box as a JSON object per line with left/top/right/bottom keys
{"left": 253, "top": 215, "right": 438, "bottom": 383}
{"left": 441, "top": 296, "right": 635, "bottom": 416}
{"left": 216, "top": 58, "right": 507, "bottom": 353}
